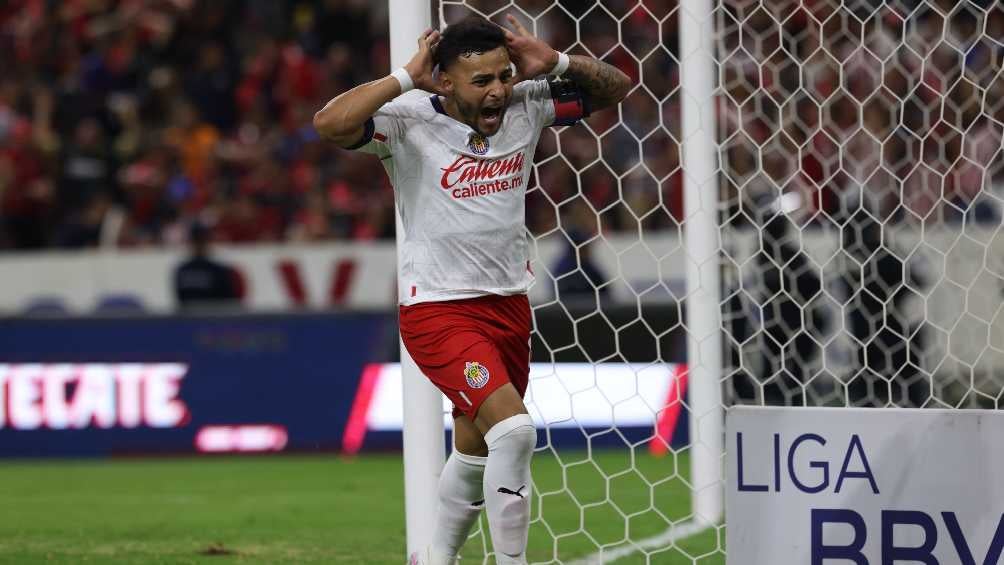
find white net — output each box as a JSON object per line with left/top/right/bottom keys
{"left": 718, "top": 0, "right": 1004, "bottom": 411}
{"left": 431, "top": 0, "right": 1004, "bottom": 563}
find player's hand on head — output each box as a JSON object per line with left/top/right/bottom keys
{"left": 404, "top": 28, "right": 445, "bottom": 95}
{"left": 503, "top": 14, "right": 558, "bottom": 82}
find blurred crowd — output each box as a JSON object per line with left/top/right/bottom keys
{"left": 0, "top": 0, "right": 1001, "bottom": 252}
{"left": 716, "top": 0, "right": 1004, "bottom": 227}
{"left": 0, "top": 0, "right": 395, "bottom": 250}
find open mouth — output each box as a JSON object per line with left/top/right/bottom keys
{"left": 480, "top": 106, "right": 502, "bottom": 126}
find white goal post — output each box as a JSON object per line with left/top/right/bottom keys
{"left": 678, "top": 0, "right": 725, "bottom": 529}
{"left": 389, "top": 1, "right": 445, "bottom": 556}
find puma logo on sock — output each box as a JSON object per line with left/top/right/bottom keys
{"left": 497, "top": 485, "right": 526, "bottom": 498}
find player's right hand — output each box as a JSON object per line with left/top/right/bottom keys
{"left": 403, "top": 28, "right": 443, "bottom": 95}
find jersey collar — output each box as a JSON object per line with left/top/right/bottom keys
{"left": 430, "top": 95, "right": 448, "bottom": 116}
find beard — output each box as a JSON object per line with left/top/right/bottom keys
{"left": 455, "top": 96, "right": 483, "bottom": 132}
{"left": 455, "top": 95, "right": 506, "bottom": 136}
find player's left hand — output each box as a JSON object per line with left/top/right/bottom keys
{"left": 503, "top": 14, "right": 559, "bottom": 82}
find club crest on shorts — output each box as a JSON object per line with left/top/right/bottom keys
{"left": 468, "top": 132, "right": 489, "bottom": 155}
{"left": 464, "top": 361, "right": 490, "bottom": 389}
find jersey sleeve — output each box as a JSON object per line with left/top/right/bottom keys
{"left": 345, "top": 98, "right": 410, "bottom": 156}
{"left": 518, "top": 78, "right": 591, "bottom": 128}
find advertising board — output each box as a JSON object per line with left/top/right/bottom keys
{"left": 726, "top": 407, "right": 1004, "bottom": 564}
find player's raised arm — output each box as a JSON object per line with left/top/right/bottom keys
{"left": 502, "top": 14, "right": 631, "bottom": 112}
{"left": 313, "top": 29, "right": 441, "bottom": 148}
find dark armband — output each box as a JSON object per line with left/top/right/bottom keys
{"left": 345, "top": 117, "right": 376, "bottom": 150}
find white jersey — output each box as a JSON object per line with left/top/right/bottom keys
{"left": 350, "top": 79, "right": 587, "bottom": 305}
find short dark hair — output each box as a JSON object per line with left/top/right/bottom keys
{"left": 433, "top": 15, "right": 506, "bottom": 71}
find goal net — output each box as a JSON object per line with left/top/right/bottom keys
{"left": 417, "top": 0, "right": 1004, "bottom": 562}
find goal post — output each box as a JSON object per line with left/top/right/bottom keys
{"left": 389, "top": 0, "right": 444, "bottom": 556}
{"left": 679, "top": 0, "right": 725, "bottom": 528}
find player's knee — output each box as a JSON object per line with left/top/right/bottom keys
{"left": 438, "top": 450, "right": 486, "bottom": 503}
{"left": 455, "top": 434, "right": 489, "bottom": 457}
{"left": 484, "top": 413, "right": 536, "bottom": 457}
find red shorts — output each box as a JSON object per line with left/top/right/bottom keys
{"left": 399, "top": 294, "right": 531, "bottom": 419}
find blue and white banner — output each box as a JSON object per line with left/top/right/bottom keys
{"left": 0, "top": 313, "right": 393, "bottom": 457}
{"left": 726, "top": 406, "right": 1004, "bottom": 565}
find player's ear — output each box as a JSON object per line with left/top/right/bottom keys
{"left": 439, "top": 70, "right": 454, "bottom": 95}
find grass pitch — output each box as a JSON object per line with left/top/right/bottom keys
{"left": 0, "top": 450, "right": 722, "bottom": 564}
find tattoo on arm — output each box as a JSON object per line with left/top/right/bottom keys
{"left": 565, "top": 55, "right": 632, "bottom": 111}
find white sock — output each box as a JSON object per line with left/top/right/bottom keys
{"left": 483, "top": 414, "right": 536, "bottom": 564}
{"left": 430, "top": 450, "right": 487, "bottom": 564}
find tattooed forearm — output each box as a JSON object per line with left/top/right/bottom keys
{"left": 565, "top": 55, "right": 632, "bottom": 111}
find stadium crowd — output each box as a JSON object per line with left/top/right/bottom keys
{"left": 0, "top": 0, "right": 397, "bottom": 249}
{"left": 717, "top": 0, "right": 1004, "bottom": 227}
{"left": 0, "top": 0, "right": 1001, "bottom": 251}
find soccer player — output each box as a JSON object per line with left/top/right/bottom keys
{"left": 314, "top": 14, "right": 630, "bottom": 564}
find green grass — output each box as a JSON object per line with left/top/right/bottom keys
{"left": 0, "top": 451, "right": 723, "bottom": 564}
